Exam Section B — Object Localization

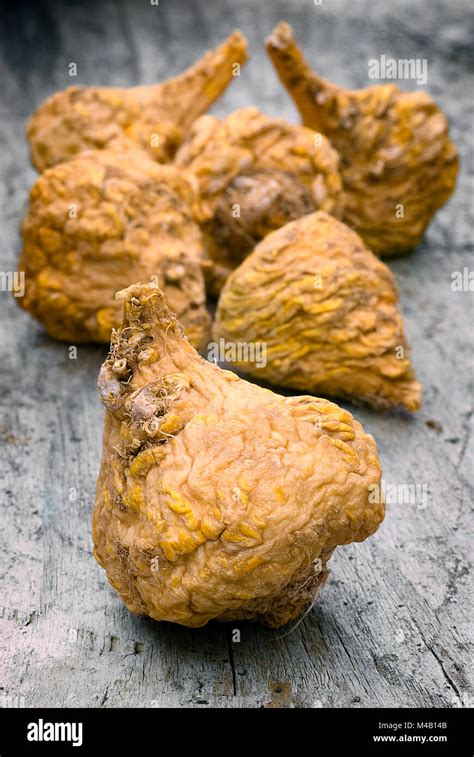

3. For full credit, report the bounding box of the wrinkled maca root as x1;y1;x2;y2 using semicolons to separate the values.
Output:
214;211;422;411
175;106;343;292
92;279;385;628
266;22;458;256
27;31;248;171
209;169;315;263
17;148;211;350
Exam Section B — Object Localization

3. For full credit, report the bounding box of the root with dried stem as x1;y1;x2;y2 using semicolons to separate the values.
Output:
28;31;248;171
92;278;385;628
266;22;458;256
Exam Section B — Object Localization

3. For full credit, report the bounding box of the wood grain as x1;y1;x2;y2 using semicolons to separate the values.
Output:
0;0;472;708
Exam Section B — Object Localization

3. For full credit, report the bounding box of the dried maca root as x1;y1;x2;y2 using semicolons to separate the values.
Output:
17;148;211;350
266;22;458;256
214;212;422;411
92;279;384;628
175;106;343;291
27;31;248;172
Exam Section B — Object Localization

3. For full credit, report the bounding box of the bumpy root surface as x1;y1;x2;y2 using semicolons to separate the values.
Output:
92;279;384;628
215;211;422;411
175;106;343;292
266;22;458;255
28;31;248;171
17;149;211;349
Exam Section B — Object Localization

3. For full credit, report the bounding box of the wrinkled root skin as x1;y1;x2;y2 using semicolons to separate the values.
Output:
204;169;316;294
175;107;343;293
214;212;422;412
266;22;458;256
27;31;248;171
17;149;211;350
92;280;384;628
219;550;332;627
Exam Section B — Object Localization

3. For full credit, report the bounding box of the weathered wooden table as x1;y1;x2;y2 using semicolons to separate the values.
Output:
1;0;472;708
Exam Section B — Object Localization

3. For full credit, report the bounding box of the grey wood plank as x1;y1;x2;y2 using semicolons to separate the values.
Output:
0;0;472;708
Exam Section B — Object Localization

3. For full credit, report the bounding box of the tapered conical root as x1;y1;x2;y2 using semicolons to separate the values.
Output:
148;30;249;130
214;211;422;411
27;31;248;171
266;22;458;256
93;279;385;628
